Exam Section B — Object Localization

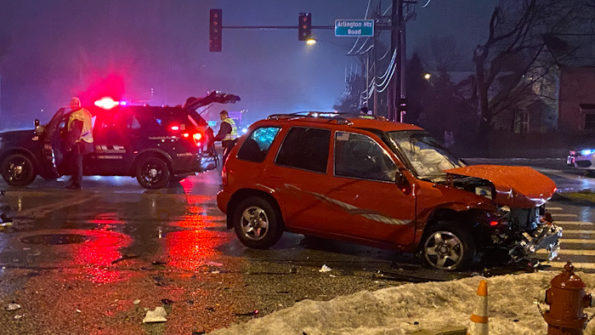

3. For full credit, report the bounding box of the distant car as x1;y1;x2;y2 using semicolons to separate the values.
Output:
217;112;562;271
567;147;595;173
0;91;240;189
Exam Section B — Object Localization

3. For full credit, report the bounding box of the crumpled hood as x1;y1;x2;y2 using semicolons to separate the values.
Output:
445;165;556;208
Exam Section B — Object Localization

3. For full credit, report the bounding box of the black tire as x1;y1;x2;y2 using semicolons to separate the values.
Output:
135;155;170;189
232;196;283;249
1;153;36;186
421;223;475;271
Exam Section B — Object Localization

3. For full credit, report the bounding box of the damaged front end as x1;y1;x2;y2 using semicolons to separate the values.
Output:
495;207;562;262
445;165;562;264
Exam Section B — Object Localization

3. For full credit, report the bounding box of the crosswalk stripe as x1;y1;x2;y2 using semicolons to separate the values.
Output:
537;249;595;256
552;213;579;218
545;261;595;270
555;221;594;225
547;207;563;211
561;239;595;244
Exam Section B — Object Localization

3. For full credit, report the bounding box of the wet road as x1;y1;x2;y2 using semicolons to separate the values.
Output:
0;162;593;334
0;173;423;334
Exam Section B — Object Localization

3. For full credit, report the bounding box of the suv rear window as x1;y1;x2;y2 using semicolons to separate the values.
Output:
237;126;281;162
275;127;330;173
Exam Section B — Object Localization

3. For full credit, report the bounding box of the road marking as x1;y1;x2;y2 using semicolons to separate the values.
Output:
555;221;593;225
560;239;595;244
547;207;563;211
15;195;100;218
537;249;595;256
545;261;595;270
552;213;579;218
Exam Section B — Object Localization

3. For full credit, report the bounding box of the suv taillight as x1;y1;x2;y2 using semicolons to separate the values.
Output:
180;132;203;147
193;133;203;146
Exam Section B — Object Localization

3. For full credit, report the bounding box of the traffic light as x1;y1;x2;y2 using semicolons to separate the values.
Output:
209;9;222;52
298;12;311;41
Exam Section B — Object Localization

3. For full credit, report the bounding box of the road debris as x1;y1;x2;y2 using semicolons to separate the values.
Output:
319;264;332;273
142;307;167;323
233;309;259;317
5;303;21;311
133;299;141;305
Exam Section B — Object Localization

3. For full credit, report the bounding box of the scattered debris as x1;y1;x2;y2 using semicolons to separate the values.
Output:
14;314;24;320
289;267;298;274
76;309;82;313
206;261;223;267
111;254;140;264
142;307;167;323
329;274;336;278
211;270;220;274
192;331;206;335
133;300;141;305
6;303;21;311
152;260;167;266
319;264;332;273
161;299;174;305
234;309;259;317
206;307;215;312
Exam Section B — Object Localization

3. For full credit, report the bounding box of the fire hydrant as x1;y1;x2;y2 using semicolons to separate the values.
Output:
543;261;593;335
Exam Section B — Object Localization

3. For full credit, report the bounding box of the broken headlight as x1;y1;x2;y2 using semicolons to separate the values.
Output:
475;186;492;200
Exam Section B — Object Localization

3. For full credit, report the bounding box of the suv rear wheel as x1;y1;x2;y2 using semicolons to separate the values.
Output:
232;197;283;249
421;223;475;271
135;155;170;189
1;153;36;186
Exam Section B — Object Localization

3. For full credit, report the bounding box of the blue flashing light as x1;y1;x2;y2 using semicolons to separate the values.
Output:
580;149;595;156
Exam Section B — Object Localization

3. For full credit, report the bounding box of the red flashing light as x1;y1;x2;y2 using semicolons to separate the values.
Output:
193;133;203;147
170;125;180;131
490;221;499;226
182;133;190;138
94;97;119;110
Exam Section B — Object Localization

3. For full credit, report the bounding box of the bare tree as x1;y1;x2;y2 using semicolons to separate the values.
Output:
472;0;595;137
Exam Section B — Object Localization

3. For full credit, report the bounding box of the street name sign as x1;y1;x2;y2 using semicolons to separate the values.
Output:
335;19;374;37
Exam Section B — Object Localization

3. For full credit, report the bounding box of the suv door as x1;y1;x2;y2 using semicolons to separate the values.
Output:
325;131;416;246
87;110;133;175
264;126;334;232
41;108;68;178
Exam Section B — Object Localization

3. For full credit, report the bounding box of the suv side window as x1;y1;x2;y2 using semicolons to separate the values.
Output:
237;126;281;162
275;127;330;173
334;131;396;182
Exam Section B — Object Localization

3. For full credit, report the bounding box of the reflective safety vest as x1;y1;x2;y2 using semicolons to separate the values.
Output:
68;108;94;143
222;117;238;141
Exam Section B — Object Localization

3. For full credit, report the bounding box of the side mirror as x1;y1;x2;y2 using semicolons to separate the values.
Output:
395;167;412;194
35;119;40;127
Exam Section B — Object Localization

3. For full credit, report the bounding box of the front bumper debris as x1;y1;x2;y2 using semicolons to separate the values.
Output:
509;224;563;261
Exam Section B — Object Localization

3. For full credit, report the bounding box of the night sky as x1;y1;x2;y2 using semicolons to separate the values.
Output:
0;0;497;129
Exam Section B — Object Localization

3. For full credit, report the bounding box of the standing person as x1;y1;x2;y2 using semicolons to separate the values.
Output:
65;97;94;189
213;110;238;163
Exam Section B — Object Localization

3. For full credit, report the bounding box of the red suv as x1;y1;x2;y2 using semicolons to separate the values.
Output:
217;113;562;270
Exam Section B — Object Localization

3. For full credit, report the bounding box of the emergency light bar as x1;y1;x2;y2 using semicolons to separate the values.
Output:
94;97;120;110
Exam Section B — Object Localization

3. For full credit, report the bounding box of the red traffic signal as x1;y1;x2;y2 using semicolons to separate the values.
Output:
209;9;222;52
298;12;312;41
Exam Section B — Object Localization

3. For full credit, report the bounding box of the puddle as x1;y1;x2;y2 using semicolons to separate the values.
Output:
21;234;89;245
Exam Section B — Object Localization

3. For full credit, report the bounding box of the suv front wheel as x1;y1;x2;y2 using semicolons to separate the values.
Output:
135;155;170;189
232;197;283;249
1;153;36;186
421;223;475;271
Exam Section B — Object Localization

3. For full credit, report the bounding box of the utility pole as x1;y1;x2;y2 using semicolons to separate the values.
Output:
397;0;407;123
388;0;399;121
372;1;380;116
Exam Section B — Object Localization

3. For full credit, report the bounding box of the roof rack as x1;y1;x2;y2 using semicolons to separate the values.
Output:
266;111;379;125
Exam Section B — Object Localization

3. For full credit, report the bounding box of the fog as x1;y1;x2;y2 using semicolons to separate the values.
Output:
0;0;497;129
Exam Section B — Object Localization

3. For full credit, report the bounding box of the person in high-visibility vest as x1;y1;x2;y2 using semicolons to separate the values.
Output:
65;97;94;189
214;110;238;163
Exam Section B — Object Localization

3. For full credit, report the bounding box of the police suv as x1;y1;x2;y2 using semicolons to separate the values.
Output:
0;91;239;189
